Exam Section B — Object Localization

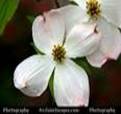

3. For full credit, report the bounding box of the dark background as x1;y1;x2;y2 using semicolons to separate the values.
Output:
0;0;121;107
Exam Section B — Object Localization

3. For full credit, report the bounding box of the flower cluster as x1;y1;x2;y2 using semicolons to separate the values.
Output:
13;0;121;107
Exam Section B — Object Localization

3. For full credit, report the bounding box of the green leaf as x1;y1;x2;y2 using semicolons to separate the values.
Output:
73;57;92;76
117;54;121;64
26;15;35;23
30;42;45;55
69;0;78;5
0;0;19;35
49;70;54;98
73;57;107;78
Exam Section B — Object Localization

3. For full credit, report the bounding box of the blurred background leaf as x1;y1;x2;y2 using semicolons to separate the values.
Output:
49;71;54;99
27;15;35;23
117;55;121;64
0;0;19;35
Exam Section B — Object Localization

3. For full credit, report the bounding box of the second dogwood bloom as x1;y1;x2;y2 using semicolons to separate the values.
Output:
59;0;121;67
14;10;101;106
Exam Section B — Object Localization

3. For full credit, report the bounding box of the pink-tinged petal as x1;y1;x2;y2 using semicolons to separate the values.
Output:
32;16;53;54
64;23;101;58
14;55;55;97
32;11;65;55
43;10;65;44
87;48;108;68
54;59;89;107
98;18;121;60
57;5;88;34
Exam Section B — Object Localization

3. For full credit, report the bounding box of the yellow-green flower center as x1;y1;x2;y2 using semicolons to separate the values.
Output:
86;0;101;20
52;44;66;63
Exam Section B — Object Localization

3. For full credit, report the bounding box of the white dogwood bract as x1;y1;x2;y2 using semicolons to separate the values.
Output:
59;0;121;67
14;10;101;107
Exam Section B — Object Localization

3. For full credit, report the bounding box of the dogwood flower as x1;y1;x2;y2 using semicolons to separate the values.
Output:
14;10;101;106
58;0;121;67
